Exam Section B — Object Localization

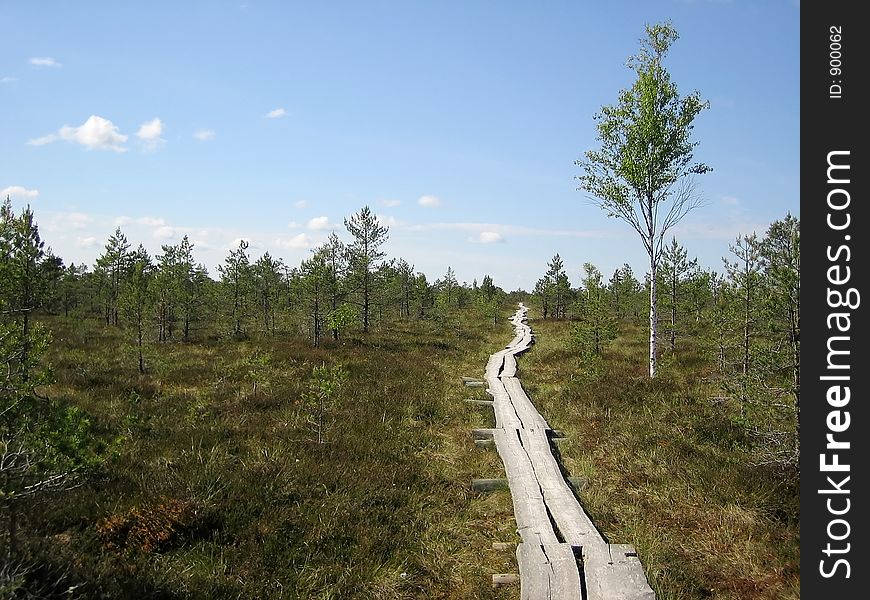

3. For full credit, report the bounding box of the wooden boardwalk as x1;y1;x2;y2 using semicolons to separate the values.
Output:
474;304;655;600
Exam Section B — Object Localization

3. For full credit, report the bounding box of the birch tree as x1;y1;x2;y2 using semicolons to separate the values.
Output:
576;22;710;377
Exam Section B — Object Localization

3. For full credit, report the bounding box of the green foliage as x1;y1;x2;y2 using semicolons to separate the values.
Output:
344;206;390;333
1;199;102;564
577;21;711;377
238;350;273;398
325;303;357;340
94;228;133;326
218;239;254;338
571;263;617;357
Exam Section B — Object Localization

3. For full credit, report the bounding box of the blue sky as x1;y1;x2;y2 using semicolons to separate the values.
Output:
1;0;799;291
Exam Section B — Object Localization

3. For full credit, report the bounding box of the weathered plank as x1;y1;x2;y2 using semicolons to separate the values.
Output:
516;543;583;600
464;399;495;406
492;542;515;551
491;428;559;546
492;573;520;587
471;478;510;492
583;545;656;600
471;428;498;440
501;353;518;378
502;376;550;430
486;378;523;430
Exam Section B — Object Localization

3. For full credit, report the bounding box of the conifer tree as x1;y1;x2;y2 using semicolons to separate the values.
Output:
344;206;388;333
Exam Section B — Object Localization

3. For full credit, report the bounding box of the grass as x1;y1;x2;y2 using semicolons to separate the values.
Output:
519;314;799;600
18;312;522;599
14;305;799;599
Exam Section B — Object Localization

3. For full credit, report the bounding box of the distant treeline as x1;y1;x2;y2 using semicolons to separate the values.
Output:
2;202;510;350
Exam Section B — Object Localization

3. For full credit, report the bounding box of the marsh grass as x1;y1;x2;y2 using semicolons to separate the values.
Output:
520;317;799;600
19;313;521;599
17;307;797;599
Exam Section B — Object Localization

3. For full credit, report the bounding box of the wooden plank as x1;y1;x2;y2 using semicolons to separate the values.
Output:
502;376;549;431
492;428;559;546
516;543;552;600
471;428;498;440
487;378;523;430
583;545;656;600
492;574;520;587
464;399;494;406
492;542;515;551
501;353;518;378
485;352;506;379
516;543;583;600
518;427;603;547
471;478;510;492
544;544;584;599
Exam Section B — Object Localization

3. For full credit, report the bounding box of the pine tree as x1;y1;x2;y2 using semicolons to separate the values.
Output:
120;245;155;374
572;263;617;356
659;237;698;352
219;240;253;338
95;228;132;326
344;206;389;333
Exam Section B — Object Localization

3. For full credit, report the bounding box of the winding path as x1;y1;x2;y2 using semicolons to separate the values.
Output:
478;303;655;600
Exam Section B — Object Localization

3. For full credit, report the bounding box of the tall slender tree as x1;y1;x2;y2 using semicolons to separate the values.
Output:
659;237;698;352
95;228;132;326
577;22;710;377
344;207;389;333
219;240;253;338
121;245;154;374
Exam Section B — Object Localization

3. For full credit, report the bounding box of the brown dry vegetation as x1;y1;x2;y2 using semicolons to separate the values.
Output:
18;311;520;599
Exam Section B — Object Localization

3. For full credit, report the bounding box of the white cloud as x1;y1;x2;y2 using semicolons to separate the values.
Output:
45;212;95;233
138;216;166;226
76;236;99;248
375;214;400;228
418;195;441;208
136;117;165;150
265;108;288;119
471;231;504;244
28;115;128;152
154;226;176;239
1;77;16;84
277;233;313;249
29;57;61;68
294;200;308;209
379;199;401;207
194;129;216;141
673;221;770;241
307;216;333;230
1;185;39;199
721;195;740;206
407;222;605;238
114;215;165;227
287;221;299;229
